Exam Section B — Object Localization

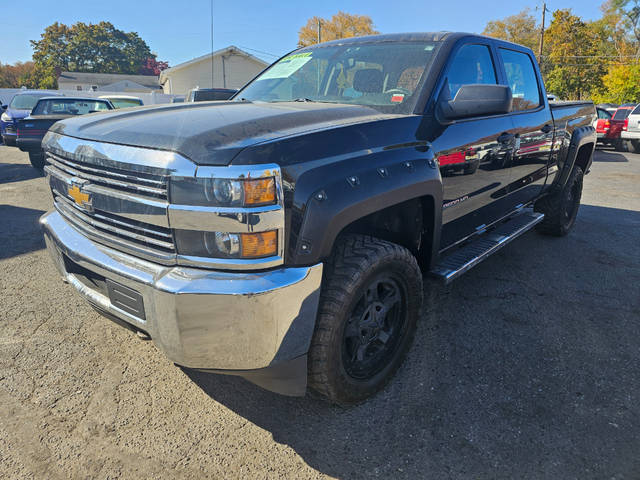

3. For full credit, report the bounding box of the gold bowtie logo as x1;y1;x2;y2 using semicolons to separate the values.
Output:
68;185;90;207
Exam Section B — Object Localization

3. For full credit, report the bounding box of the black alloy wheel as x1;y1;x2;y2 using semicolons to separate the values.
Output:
342;275;407;380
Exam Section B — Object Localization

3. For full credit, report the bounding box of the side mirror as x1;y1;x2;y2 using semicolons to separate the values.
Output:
437;84;512;122
1;105;7;111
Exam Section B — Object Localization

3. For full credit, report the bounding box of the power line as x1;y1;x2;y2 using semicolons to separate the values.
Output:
235;45;281;58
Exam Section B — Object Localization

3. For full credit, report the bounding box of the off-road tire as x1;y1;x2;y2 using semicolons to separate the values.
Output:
535;165;584;236
29;152;45;170
307;235;423;405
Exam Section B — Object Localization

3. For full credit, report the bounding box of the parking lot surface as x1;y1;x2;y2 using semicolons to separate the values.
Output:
1;146;639;479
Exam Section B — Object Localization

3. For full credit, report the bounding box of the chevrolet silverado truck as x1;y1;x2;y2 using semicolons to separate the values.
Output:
40;33;596;405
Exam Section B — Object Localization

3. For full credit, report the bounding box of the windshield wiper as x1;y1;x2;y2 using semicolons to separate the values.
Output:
292;97;316;102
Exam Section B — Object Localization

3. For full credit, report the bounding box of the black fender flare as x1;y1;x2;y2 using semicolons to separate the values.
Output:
289;146;443;267
554;125;596;190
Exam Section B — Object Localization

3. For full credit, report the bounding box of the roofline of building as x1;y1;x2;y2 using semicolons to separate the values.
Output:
159;46;269;84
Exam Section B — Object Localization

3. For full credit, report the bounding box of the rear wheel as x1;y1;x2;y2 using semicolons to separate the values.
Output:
629;140;640;153
308;235;423;405
614;139;627;152
28;152;45;170
535;165;584;236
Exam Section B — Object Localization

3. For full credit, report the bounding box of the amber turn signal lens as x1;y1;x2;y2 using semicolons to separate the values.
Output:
243;177;276;206
240;231;277;258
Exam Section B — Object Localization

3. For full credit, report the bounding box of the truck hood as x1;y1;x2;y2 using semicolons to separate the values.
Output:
49;101;393;165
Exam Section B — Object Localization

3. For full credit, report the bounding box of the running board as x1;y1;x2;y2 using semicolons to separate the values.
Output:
431;211;545;284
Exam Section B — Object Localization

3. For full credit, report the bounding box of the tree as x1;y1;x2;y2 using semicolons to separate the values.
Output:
298;12;378;47
544;9;603;100
610;0;640;45
139;57;169;76
482;9;539;52
24;21;160;88
0;62;36;88
593;64;640;103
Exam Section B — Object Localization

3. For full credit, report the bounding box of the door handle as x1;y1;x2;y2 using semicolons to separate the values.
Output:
497;132;515;144
541;124;553;134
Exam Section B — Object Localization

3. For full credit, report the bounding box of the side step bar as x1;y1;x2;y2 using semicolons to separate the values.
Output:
431;211;545;284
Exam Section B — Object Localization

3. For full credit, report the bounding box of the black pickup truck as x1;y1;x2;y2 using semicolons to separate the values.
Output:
40;33;595;405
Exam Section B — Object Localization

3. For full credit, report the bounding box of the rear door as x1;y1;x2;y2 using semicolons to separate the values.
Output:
434;42;519;249
496;47;553;205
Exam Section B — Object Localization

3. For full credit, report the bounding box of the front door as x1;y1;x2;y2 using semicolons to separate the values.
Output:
433;43;519;250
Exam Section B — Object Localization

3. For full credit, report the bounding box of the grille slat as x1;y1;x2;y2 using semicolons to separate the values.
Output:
48;153;167;198
55;194;175;252
46;151;177;262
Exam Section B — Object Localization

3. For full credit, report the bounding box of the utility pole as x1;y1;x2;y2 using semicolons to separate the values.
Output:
538;2;547;63
210;0;214;88
317;20;322;44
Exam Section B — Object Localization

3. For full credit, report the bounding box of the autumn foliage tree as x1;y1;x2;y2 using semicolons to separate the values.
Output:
482;9;539;52
139;57;169;76
298;12;378;47
0;62;36;88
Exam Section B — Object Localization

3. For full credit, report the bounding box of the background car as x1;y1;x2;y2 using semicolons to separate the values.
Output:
17;97;114;169
98;95;143;109
608;104;636;151
594;107;613;146
621;103;640;153
185;88;238;102
597;103;619;115
1;90;62;146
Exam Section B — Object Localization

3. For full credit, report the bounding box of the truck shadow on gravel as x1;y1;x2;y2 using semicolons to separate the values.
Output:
183;205;640;480
592;150;628;162
0;161;44;185
0;205;46;259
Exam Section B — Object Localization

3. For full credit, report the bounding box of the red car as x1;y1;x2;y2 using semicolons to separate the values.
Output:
609;105;635;150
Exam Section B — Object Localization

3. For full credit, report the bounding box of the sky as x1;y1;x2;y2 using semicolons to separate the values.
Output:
1;0;605;67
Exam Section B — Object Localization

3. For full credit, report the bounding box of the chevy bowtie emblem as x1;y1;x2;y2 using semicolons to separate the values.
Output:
68;184;92;210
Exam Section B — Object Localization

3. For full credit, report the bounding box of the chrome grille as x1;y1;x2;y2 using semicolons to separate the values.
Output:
45;148;177;264
47;152;168;199
52;191;176;263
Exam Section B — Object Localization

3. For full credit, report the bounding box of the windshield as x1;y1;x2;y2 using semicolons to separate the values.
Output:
32;99;112;115
9;93;50;110
237;41;440;113
613;108;632;121
107;98;143;108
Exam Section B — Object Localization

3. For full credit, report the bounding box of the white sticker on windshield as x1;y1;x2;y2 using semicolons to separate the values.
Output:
260;52;313;80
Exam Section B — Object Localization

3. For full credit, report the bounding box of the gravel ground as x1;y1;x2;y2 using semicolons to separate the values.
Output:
1;145;639;479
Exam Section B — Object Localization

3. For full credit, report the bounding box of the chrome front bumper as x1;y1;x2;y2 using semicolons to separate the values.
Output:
41;211;323;390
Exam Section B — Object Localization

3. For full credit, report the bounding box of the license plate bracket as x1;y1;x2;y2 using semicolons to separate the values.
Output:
106;279;146;321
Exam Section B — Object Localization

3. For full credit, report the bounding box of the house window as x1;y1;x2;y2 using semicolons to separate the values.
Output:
76;86;82;91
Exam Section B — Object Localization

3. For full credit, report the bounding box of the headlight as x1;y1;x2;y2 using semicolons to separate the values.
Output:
1;112;12;122
171;177;276;207
175;230;278;259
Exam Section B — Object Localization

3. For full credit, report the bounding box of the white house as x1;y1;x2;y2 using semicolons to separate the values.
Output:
159;46;269;95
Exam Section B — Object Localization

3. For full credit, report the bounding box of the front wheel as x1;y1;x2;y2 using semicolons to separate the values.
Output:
28;152;45;169
308;235;423;405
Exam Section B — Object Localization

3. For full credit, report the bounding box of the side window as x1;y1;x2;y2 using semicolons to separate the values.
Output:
499;48;540;111
446;44;497;98
598;109;611;120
